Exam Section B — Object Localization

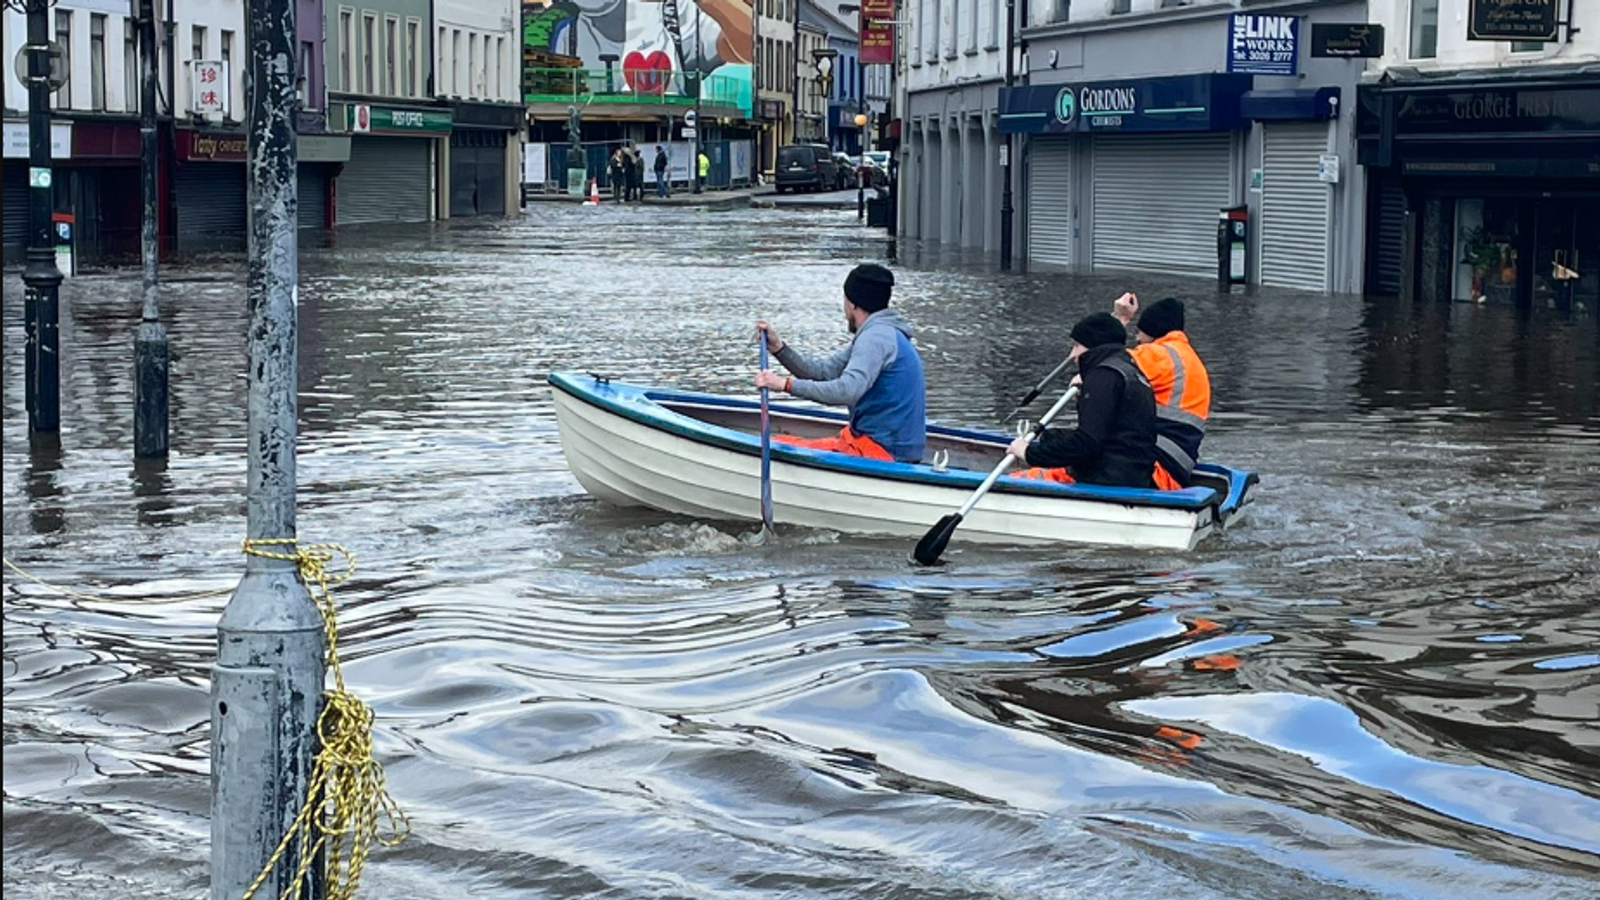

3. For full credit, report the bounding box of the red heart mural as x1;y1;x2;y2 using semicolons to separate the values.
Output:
623;50;674;95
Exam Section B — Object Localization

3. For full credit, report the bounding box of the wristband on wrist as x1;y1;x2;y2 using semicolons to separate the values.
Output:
784;377;793;393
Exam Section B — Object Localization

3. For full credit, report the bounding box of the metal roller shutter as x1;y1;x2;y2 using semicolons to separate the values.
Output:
337;137;431;226
298;166;327;230
1027;138;1072;268
1261;123;1332;290
175;164;247;242
450;144;479;217
449;131;509;218
1092;134;1232;277
1367;170;1406;296
4;164;28;256
476;139;506;217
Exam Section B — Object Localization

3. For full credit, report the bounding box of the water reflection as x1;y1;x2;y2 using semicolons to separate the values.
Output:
3;207;1598;900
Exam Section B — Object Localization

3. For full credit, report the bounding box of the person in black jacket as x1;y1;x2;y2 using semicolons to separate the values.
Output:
1007;312;1158;489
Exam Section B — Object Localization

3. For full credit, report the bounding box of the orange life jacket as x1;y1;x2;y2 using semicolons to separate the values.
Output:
1129;331;1210;486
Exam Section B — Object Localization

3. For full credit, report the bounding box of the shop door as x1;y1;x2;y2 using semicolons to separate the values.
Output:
1532;199;1599;314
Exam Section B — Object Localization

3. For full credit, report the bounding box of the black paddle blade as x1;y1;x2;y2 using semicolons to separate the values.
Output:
912;513;964;566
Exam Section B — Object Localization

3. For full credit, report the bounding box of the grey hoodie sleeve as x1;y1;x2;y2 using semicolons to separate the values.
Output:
774;341;853;382
787;326;899;407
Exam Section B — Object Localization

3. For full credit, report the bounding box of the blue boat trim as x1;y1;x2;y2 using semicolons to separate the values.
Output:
549;372;1248;513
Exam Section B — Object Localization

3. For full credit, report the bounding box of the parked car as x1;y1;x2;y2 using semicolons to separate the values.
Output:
775;144;838;193
832;152;858;189
856;151;889;187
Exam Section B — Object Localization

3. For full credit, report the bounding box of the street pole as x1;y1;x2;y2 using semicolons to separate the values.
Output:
693;0;703;193
999;0;1015;270
886;2;898;237
21;0;62;437
211;0;323;898
134;0;169;459
791;1;800;143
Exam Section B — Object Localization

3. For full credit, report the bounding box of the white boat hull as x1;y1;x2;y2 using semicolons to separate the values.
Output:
552;384;1218;551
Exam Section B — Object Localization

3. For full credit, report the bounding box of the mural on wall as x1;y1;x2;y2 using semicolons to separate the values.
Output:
523;0;752;114
523;0;626;63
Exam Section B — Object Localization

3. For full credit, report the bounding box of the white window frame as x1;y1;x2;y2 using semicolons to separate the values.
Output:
384;15;399;96
339;8;355;93
406;18;422;98
362;12;378;94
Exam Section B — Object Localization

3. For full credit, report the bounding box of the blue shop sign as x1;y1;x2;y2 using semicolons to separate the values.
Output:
1229;13;1300;76
998;74;1251;135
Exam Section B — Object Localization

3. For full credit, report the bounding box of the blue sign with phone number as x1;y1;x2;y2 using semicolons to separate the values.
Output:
1228;13;1299;76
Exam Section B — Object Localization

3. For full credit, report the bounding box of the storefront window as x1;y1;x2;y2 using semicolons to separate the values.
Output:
1453;199;1519;303
1409;0;1438;60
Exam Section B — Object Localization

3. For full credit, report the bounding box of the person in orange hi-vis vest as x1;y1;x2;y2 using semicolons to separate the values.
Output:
1112;293;1211;490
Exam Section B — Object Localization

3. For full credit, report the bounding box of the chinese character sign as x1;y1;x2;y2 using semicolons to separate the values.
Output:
192;61;229;115
1228;14;1299;76
860;0;895;66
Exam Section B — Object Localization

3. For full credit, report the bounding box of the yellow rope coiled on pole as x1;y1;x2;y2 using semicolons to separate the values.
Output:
238;539;410;900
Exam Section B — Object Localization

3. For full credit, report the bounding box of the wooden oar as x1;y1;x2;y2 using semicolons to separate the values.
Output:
912;385;1080;566
1003;354;1076;422
758;336;775;535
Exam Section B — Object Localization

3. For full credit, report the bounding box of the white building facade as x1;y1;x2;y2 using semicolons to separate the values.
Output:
433;0;524;218
899;0;1010;253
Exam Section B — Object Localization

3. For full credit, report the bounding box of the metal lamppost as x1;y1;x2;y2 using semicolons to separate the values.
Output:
854;111;870;219
1000;0;1017;269
693;0;704;193
13;0;66;438
812;48;836;148
134;0;169;459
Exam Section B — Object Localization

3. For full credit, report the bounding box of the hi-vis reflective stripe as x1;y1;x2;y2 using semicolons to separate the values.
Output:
1157;344;1207;431
1157;434;1197;475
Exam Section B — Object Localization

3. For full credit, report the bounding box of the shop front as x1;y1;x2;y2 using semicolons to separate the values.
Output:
448;102;523;219
1000;74;1250;277
331;102;451;226
1359;71;1600;312
174;129;248;252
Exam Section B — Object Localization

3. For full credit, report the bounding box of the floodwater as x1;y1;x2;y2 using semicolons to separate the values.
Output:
4;205;1598;899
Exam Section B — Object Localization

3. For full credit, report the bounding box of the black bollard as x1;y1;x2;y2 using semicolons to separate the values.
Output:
22;0;62;435
134;0;169;460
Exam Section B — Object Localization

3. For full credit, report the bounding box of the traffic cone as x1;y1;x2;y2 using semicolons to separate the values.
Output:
585;178;600;206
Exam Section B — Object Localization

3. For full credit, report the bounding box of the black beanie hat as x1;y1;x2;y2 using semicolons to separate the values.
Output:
1137;297;1185;339
844;263;894;313
1071;312;1129;350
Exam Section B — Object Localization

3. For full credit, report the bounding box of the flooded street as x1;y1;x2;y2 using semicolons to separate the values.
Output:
4;205;1598;899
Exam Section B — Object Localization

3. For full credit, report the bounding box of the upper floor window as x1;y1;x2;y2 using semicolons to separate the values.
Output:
1410;0;1439;60
1111;0;1131;15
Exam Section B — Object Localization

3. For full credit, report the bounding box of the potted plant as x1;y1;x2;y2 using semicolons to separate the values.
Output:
1460;226;1499;299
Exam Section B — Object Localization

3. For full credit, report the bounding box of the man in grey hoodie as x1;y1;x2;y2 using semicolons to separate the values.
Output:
755;264;926;463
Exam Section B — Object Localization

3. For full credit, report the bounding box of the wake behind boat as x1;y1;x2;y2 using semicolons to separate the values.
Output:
549;372;1257;551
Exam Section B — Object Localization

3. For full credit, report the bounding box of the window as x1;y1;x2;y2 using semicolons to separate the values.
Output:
220;31;233;117
125;18;139;113
966;0;978;53
929;0;940;62
1111;0;1132;14
339;9;354;92
1409;0;1438;59
192;25;205;64
438;27;448;95
452;29;463;96
55;11;72;107
1045;1;1070;27
90;14;107;111
385;17;398;95
406;20;421;97
362;13;377;93
493;37;504;99
468;32;477;97
298;40;312;106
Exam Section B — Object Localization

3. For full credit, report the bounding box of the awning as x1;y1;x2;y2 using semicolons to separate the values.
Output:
1240;87;1340;122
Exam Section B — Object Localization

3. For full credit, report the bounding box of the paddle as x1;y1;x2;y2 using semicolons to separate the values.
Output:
1003;354;1076;422
912;384;1081;566
758;335;776;535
